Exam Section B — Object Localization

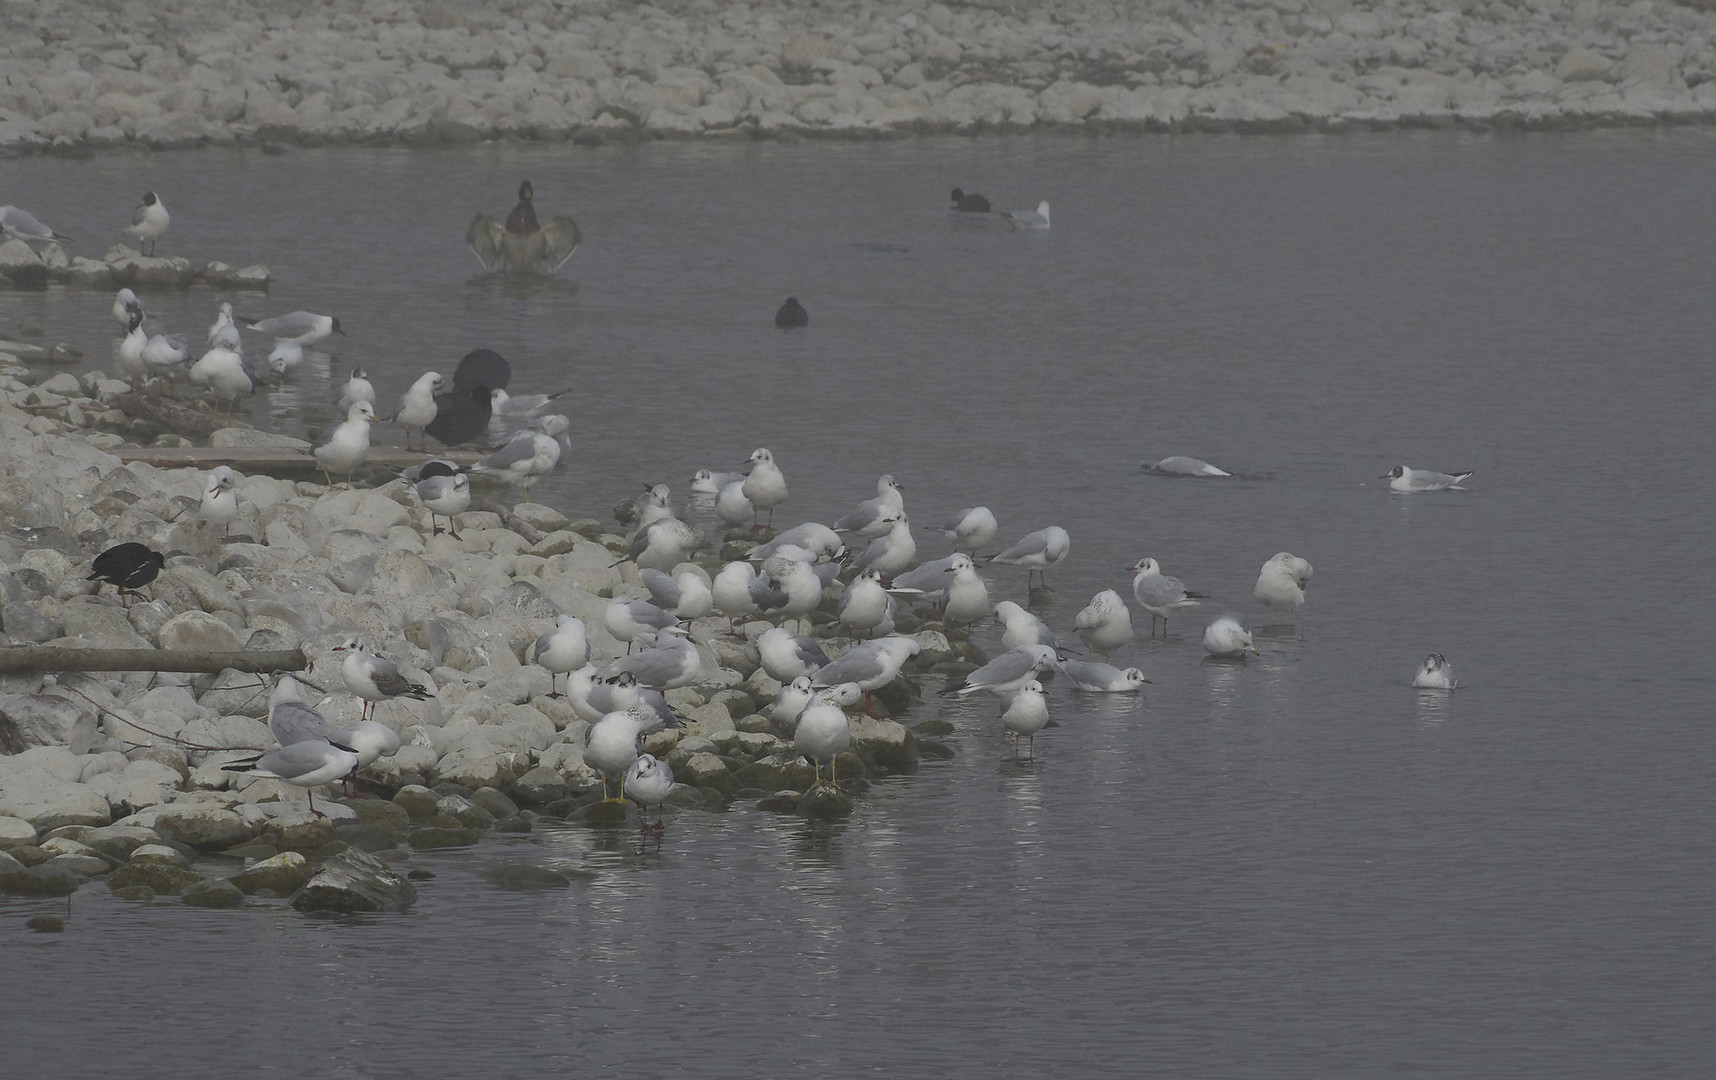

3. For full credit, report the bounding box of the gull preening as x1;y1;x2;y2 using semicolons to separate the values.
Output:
467;179;582;275
1130;557;1205;636
113;288;144;328
812;636;921;706
640;568;714;620
934;506;998;554
994;600;1057;651
1074;588;1134;660
1412;654;1456;689
239;310;344;346
473;414;568;498
1382;465;1474;492
601;627;702;690
392;371;443;452
0;205;71;247
1254;552;1314;615
124;190;169;255
336;368;375;413
267;675;332;746
1202;615;1260;659
852;514;916;578
758;626;831;683
207;301;243;351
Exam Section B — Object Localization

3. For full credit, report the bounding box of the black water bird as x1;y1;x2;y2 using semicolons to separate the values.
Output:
88;543;165;604
950;187;991;213
774;297;809;328
466;180;582;275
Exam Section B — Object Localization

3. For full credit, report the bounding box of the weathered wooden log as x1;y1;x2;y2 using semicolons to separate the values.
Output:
0;647;308;674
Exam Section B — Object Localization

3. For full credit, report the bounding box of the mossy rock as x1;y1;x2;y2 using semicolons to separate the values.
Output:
733;753;816;792
181;878;245;909
112;885;155;902
407;826;480;850
916;739;955;760
332;823;404;852
570;800;632;828
447;803;496;830
798;786;854;818
480;863;587;890
493;814;534;833
470;787;520;820
392;785;440;821
911;719;956;737
108;861;201;895
26;914;66;932
223;842;279;862
8;845;49;867
9;863;80;896
755;791;803;814
333;798;411;833
263;819;337;854
227;852;313;896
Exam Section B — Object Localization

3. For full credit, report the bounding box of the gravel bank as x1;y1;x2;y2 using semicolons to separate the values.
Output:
3;0;1716;155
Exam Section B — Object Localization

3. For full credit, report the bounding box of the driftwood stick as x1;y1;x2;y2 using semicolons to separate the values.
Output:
0;647;309;675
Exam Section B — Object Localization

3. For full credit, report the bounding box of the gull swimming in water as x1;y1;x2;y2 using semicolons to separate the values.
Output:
1202;615;1261;659
466;180;581;275
740;447;787;528
933;506;998;554
0;205;71;247
1383;465;1474;492
1005;200;1050;230
1130;557;1205;636
987;526;1070;590
391;371;443;452
239;310;344;346
200;465;239;536
942;644;1058;697
1058;659;1151;693
1000;680;1050;757
1254;552;1314;615
1075;588;1134;660
833;474;905;539
795;683;861;786
532;615;590;697
1412;653;1457;689
333;637;434;721
1147;455;1231;478
472;414;567;498
414;472;470;538
691;468;744;495
625;753;675;828
123;190;168;255
312;400;377;485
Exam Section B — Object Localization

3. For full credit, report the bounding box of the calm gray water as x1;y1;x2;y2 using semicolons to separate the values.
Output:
3;129;1714;1077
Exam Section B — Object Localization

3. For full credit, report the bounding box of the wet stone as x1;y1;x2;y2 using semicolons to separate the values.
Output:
108;860;201;895
181;877;245;908
799;786;855;818
112;885;155;902
227;852;313;896
290;846;417;914
406;826;479;849
26;914;66;932
480;863;584;890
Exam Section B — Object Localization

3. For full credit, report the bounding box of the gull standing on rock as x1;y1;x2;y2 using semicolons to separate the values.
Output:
748;522;843;564
640;568;714;620
267;674;332;746
1202;616;1261;659
1000;680;1051;758
757;626;830;683
391;371;443;452
1075;589;1134;661
415;472;470;538
1130;557;1205;636
630;515;702;572
1254;552;1314;616
112;288;144;328
333;637;434;721
604;596;678;653
123;191;168;255
141;323;194;390
625;754;675;828
833;474;905;539
601;627;703;690
714;478;755;528
586;705;678;801
312;400;377;486
1413;654;1457;689
839;567;896;640
811;636;921;710
473;414;567;499
1058;659;1151;693
942;644;1059;697
773;676;817;726
532;615;590;698
987;526;1070;590
712;561;776;632
585;672;679;729
934;506;998;554
200;465;239;536
853;514;916;578
905;553;989;632
795;683;861;787
759;555;823;626
239;310;344;346
222;741;357;818
740;448;787;529
0;205;71;247
206;301;243;351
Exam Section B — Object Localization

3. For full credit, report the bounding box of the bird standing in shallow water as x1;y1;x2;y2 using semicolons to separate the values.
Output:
625;753;675;830
1000;680;1050;758
466;180;582;275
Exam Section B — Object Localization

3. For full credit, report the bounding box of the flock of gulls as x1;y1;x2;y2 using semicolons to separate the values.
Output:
34;178;1467;824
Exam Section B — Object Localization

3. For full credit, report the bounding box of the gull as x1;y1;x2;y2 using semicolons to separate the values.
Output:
239;310;344;346
757;626;830;683
326;719;400;771
1000;680;1050;758
267;674;332;746
112;288;144;328
585;705;678;801
333;637;434;720
1147;455;1231;478
691;468;744;495
893;554;989;630
142;327;194;390
714;478;754;528
1202;615;1260;658
749;522;843;563
222;740;358;817
585;671;679;729
811;636;921;708
833;474;905;539
852;514;916;578
630;515;702;572
942;644;1059;697
488;387;574;441
312;401;377;485
123;190;168;255
774;297;809;328
641;568;714;620
1075;588;1133;660
773;676;817;727
604;596;678;652
795;683;862;786
337;368;375;413
87;542;164;605
888;554;961;602
115;308;147;383
206;301;243;351
759;555;824;624
1005;200;1050;230
987;526;1070;589
712;561;780;632
1130;557;1205;636
532;615;590;697
839;567;896;640
187;346;257;413
994;601;1058;652
200;465;239;536
634;484;674;530
267;339;305;379
1058;659;1151;693
625;753;675;829
0;205;71;247
1383;465;1474;492
933;506;998;554
391;372;443;452
950;187;991;213
466;179;581;275
1254;552;1313;615
415;472;470;538
601;627;702;690
472;414;567;499
402;458;460;484
740;447;787;528
1413;653;1457;689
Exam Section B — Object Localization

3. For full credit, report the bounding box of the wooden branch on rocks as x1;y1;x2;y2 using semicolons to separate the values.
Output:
0;647;308;675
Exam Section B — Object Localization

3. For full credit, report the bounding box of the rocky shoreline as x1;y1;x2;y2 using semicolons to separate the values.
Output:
3;0;1716;156
0;344;961;917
